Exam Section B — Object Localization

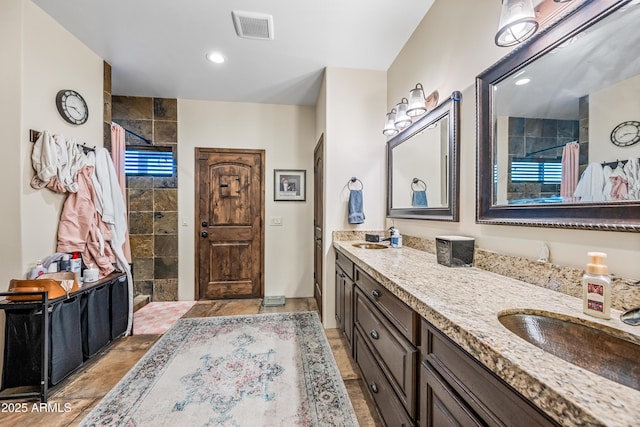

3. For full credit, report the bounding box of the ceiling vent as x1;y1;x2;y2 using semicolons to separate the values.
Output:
231;11;274;40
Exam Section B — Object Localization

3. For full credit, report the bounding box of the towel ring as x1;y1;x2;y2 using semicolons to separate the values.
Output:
348;177;363;190
411;178;426;191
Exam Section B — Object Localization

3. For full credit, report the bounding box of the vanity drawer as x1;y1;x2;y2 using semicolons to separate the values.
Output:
355;287;418;418
422;319;558;427
336;250;354;280
355;265;418;344
354;329;415;427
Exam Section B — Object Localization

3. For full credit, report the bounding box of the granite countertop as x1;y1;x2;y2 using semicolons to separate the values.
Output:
333;239;640;427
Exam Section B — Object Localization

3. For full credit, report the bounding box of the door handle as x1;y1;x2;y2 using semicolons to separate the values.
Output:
370;330;379;340
201;221;208;227
201;231;208;238
371;289;381;299
369;382;379;394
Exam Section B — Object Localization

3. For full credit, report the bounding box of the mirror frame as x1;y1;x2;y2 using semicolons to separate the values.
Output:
387;91;461;221
477;0;640;232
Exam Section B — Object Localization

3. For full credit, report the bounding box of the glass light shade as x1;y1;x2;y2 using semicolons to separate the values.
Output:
495;0;539;47
383;109;399;136
407;84;427;117
394;98;412;129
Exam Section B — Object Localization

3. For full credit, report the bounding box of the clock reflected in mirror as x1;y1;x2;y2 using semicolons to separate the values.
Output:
56;89;89;125
610;121;640;147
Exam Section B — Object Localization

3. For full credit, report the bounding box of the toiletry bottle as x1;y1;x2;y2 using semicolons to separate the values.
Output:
391;228;402;248
29;261;47;279
70;252;82;283
582;252;611;319
59;253;71;272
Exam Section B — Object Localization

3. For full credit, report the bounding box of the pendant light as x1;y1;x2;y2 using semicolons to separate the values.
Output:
394;98;412;129
495;0;539;47
383;109;399;136
407;84;427;117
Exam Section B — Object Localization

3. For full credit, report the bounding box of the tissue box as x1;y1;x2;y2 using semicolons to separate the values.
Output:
435;236;475;267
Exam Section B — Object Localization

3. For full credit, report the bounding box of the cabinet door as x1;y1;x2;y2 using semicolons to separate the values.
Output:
420;362;483;427
335;266;345;331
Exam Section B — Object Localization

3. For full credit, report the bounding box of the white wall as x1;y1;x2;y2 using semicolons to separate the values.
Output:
177;100;316;301
590;75;640;162
0;0;25;285
322;67;387;326
387;0;639;278
0;0;103;288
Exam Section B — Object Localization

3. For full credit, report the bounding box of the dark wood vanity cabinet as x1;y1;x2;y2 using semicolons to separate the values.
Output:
353;265;419;426
335;251;354;350
335;249;559;427
420;319;559;427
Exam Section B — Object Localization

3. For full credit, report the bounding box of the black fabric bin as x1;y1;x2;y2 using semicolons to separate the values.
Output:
2;307;43;388
2;297;82;388
50;296;82;385
80;284;111;359
110;275;128;339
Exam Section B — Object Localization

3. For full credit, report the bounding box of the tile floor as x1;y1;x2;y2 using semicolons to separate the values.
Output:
1;298;383;426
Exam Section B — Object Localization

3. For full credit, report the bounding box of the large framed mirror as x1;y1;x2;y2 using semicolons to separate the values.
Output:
387;91;461;221
477;0;640;232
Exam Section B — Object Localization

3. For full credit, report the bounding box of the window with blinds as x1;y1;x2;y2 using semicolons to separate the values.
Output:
511;159;562;184
125;146;175;176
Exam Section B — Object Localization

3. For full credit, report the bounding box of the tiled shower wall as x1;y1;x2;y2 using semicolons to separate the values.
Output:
111;96;179;301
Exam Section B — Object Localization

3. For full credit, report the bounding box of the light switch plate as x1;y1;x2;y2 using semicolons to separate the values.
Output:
270;216;283;226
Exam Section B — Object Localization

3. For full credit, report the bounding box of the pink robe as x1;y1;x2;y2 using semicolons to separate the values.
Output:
57;166;116;277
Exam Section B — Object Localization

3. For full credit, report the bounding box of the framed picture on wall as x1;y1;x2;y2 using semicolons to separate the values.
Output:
274;169;306;201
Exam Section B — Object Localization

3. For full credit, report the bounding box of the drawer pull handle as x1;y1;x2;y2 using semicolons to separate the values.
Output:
369;382;379;394
370;330;379;340
371;289;381;299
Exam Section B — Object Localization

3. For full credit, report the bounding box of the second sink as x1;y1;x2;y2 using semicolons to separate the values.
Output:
352;243;388;249
499;312;640;391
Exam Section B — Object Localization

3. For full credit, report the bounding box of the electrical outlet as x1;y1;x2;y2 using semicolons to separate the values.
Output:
270;216;283;226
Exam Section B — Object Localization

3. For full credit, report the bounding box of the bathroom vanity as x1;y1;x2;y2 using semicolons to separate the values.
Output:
334;238;640;427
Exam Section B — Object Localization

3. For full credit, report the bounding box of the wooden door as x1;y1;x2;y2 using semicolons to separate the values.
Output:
195;148;265;300
313;135;324;318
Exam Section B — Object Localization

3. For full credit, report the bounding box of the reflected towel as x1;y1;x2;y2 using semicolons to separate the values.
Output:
348;189;365;224
412;190;428;207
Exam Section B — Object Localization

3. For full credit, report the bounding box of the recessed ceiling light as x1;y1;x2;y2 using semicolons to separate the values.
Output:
206;52;225;64
515;78;531;86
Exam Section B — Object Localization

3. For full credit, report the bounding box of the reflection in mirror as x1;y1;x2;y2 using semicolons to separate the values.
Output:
387;92;461;221
477;0;640;231
392;116;448;208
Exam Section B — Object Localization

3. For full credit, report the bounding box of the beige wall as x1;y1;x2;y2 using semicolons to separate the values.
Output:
387;0;639;277
0;0;25;284
0;0;103;287
321;67;387;326
177;100;316;301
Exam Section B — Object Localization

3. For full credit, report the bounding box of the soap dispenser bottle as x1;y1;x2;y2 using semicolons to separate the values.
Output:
582;252;611;319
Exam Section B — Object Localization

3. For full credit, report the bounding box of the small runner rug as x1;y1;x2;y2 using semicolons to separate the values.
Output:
133;301;197;335
80;312;358;426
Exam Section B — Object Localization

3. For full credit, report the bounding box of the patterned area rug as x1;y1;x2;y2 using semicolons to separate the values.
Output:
133;301;197;335
80;312;358;426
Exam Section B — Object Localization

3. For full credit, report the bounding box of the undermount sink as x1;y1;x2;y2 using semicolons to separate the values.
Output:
352;243;388;249
498;312;640;391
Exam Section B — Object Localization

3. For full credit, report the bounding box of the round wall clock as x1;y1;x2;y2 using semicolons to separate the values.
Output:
56;89;89;125
610;120;640;147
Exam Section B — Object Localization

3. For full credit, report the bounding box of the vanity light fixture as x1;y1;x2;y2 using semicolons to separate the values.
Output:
394;98;412;129
407;84;427;117
495;0;539;47
383;109;399;136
